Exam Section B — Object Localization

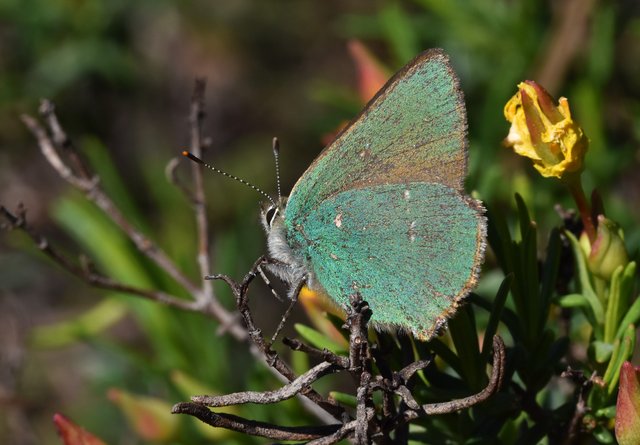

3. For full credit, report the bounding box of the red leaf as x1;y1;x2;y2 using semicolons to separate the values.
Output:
616;361;640;445
347;40;390;104
53;413;107;445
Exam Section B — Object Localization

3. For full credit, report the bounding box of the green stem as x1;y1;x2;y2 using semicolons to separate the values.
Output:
567;176;596;243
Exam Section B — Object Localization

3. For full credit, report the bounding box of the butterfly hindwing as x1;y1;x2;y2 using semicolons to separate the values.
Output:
285;49;467;224
288;182;485;340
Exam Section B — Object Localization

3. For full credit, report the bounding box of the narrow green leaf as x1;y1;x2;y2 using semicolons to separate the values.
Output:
470;293;523;341
513;194;542;346
595;406;617;419
480;275;511;363
485;204;513;274
294;324;347;354
428;338;464;378
30;297;128;348
328;391;357;408
592;341;614;364
615;297;640;341
540;228;561;314
604;324;635;395
565;231;604;331
448;304;481;390
592;424;614;443
604;265;624;343
556;293;591;308
378;3;419;63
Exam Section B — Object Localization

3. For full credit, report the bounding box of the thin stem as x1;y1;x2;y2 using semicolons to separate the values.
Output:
171;402;343;441
567;176;596;243
188;79;215;306
192;362;339;406
0;205;199;313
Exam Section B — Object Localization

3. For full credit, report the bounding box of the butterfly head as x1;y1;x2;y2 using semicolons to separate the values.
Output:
260;196;308;283
260;197;287;234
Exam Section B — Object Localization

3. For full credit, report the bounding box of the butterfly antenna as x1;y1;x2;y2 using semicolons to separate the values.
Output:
182;151;277;207
272;137;282;199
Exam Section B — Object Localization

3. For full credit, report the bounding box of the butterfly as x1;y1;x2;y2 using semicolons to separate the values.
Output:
259;48;486;341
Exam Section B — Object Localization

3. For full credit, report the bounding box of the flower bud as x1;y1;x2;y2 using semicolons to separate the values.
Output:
581;215;629;281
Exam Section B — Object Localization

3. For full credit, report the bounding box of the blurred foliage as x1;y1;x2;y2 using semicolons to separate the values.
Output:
1;0;639;444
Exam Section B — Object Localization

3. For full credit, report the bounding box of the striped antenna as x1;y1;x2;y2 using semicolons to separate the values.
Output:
182;151;276;207
272;137;282;199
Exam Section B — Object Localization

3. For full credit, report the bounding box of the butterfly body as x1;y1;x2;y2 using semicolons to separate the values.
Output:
262;49;486;341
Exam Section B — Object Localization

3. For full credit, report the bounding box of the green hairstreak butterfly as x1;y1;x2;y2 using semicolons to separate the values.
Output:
186;48;486;341
261;48;486;341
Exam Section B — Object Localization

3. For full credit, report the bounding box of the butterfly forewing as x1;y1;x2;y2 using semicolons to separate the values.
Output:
285;49;468;223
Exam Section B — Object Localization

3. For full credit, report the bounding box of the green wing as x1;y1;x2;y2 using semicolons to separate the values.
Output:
289;182;485;341
286;49;467;222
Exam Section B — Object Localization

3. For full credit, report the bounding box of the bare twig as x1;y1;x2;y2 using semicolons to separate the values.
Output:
19;103;250;341
397;359;432;382
402;335;506;420
39;99;93;178
188;79;215;306
191;361;339;407
20;114;93;190
305;420;357;445
561;368;595;445
20;112;203;299
165;156;195;202
283;337;350;368
171;402;342;441
206;257;347;420
172;275;507;444
0;205;198;312
15;98;351;427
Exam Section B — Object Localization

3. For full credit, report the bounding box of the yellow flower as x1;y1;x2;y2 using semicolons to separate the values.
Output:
504;81;588;179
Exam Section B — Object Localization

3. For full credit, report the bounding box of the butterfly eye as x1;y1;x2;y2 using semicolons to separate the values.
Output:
265;206;279;227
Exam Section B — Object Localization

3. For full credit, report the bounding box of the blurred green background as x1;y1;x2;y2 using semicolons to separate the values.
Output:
0;0;639;443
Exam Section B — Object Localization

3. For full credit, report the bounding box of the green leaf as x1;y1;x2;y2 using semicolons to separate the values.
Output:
615;296;640;341
470;293;523;341
328;391;357;408
593;424;615;443
539;228;561;318
448;304;481;390
480;275;511;364
604;324;636;395
293;324;347;354
30;297;128;348
591;341;615;364
486;203;513;274
378;3;419;63
612;262;638;341
595;405;617;419
565;231;604;333
556;293;591;308
604;265;625;343
428;338;464;378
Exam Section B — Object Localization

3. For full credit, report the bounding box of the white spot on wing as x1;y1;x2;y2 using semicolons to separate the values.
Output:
334;213;343;228
404;190;411;200
408;220;417;242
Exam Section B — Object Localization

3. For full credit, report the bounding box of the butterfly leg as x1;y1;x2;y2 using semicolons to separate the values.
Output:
270;275;307;344
256;264;285;302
